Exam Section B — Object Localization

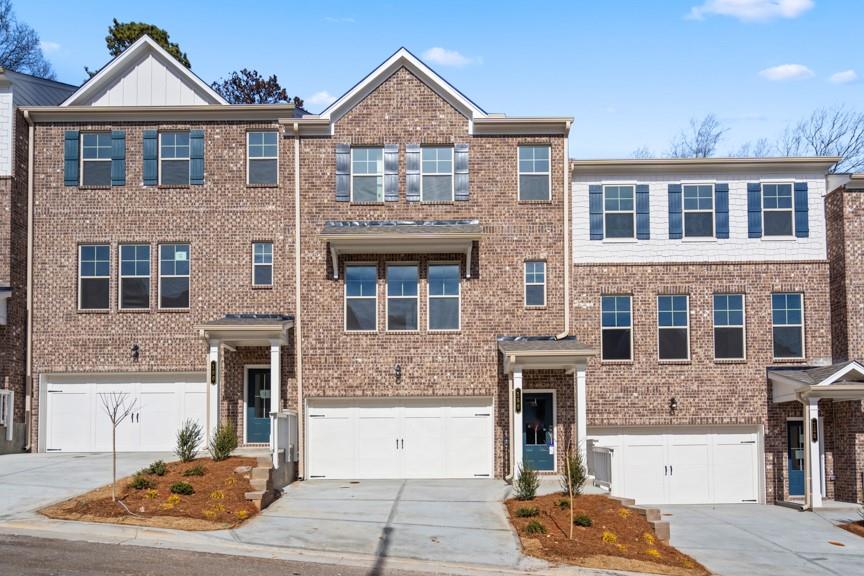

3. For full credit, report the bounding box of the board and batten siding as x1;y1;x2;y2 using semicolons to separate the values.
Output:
571;170;827;263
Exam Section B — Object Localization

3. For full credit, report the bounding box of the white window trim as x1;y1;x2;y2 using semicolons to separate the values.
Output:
251;242;273;288
682;183;715;239
600;294;633;362
712;293;747;361
517;145;552;202
523;260;547;308
344;262;378;333
78;244;110;311
118;243;150;310
350;146;384;203
158;243;191;310
657;294;690;362
420;146;455;202
427;261;461;332
603;184;636;240
79;132;112;187
246;131;279;186
772;292;806;360
158;131;191;186
385;262;419;332
761;182;796;238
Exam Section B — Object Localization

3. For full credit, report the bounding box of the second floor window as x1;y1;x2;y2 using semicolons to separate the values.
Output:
714;294;745;360
518;146;550;201
763;183;794;236
159;244;190;309
683;184;714;237
658;295;689;360
81;132;112;187
252;242;273;287
119;244;150;310
351;147;383;202
247;131;278;185
421;147;453;202
601;295;632;361
524;261;546;307
428;264;460;331
345;264;377;331
79;244;109;310
604;185;635;238
387;264;418;331
772;292;804;359
160;132;190;186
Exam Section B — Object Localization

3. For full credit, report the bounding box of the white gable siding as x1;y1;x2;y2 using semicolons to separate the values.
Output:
0;87;12;176
572;169;827;263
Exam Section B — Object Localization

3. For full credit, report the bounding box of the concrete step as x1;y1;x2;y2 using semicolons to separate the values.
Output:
250;477;272;492
256;455;274;469
251;467;271;480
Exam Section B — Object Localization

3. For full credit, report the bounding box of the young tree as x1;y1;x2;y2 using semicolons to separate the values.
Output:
0;0;54;78
631;146;656;159
669;114;728;158
211;68;303;106
98;391;138;501
730;137;773;158
778;106;864;173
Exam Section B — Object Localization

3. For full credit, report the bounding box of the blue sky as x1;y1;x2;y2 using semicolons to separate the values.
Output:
18;0;863;158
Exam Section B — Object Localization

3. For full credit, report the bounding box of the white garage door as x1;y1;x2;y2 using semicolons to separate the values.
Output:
45;373;207;452
306;397;494;479
589;427;760;505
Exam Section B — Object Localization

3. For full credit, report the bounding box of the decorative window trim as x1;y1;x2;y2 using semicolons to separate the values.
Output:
657;294;690;361
682;183;715;238
762;182;795;238
158;243;191;310
600;294;633;361
420;146;454;202
252;242;273;288
517;145;552;202
713;293;746;361
158;131;191;186
79;132;112;187
246;131;279;186
344;262;378;332
118;243;151;310
427;261;461;332
350;147;384;203
385;262;420;332
772;292;805;360
603;184;636;239
78;244;110;311
523;260;547;308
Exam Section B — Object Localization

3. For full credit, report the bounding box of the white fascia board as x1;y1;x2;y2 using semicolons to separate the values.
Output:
815;361;864;386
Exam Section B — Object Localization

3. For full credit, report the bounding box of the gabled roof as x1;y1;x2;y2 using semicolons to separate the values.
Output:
319;47;486;122
0;69;77;106
768;360;864;402
61;35;227;107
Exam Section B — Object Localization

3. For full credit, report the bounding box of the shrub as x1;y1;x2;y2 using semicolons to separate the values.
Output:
643;532;656;546
645;548;661;559
182;465;206;477
145;460;167;476
144;489;159;500
203;509;217;520
235;509;249;520
514;463;540;501
602;530;618;544
617;507;631;519
128;474;155;490
175;419;204;463
573;514;592;527
560;447;588;497
515;506;539;518
209;422;238;462
209;490;224;501
524;520;546;535
557;498;570;510
160;494;181;510
170;481;195;495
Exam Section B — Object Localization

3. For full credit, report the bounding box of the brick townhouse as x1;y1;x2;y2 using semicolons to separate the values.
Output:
10;36;864;508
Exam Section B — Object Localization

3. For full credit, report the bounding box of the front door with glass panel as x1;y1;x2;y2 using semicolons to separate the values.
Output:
523;392;554;470
787;420;804;496
246;368;271;443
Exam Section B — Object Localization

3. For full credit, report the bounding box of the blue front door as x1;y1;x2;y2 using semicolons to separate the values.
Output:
246;368;271;444
787;420;804;496
523;392;554;471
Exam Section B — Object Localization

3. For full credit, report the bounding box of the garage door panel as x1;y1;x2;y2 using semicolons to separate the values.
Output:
444;414;492;477
713;442;758;503
307;415;354;478
139;390;179;451
356;415;400;478
403;414;445;478
669;444;711;504
47;389;92;452
623;444;666;504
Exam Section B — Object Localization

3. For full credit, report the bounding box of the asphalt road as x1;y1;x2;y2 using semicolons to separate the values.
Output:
0;534;432;576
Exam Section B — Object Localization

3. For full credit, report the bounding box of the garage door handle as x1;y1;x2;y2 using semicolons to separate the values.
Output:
664;465;668;476
669;465;673;475
400;439;404;449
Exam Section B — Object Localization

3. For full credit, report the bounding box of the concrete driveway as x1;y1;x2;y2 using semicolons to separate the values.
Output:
665;504;864;576
232;479;528;568
0;452;170;521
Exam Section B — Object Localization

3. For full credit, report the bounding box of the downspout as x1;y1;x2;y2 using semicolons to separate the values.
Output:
293;122;304;479
23;110;33;451
556;122;571;340
505;366;514;482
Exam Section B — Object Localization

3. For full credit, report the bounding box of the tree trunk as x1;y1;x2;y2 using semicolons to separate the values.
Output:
567;446;574;540
112;426;117;502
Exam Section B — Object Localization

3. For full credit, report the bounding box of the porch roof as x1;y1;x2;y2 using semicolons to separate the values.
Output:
768;360;864;402
498;335;595;373
196;313;293;347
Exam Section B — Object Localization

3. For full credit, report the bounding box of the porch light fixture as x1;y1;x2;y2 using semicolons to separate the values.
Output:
131;343;140;362
394;364;402;383
669;397;678;415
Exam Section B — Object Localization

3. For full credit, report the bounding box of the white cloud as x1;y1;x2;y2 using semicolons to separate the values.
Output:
306;91;337;107
688;0;814;22
39;40;60;54
758;63;815;81
421;47;478;68
829;69;857;84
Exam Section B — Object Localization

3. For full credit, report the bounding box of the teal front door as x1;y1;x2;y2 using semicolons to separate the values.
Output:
246;368;271;444
787;420;805;496
523;392;554;471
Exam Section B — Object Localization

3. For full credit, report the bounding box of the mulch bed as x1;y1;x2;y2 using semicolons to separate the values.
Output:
506;493;709;576
40;456;259;531
841;520;864;538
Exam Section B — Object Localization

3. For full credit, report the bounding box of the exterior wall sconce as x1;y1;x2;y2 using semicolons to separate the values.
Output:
131;343;140;362
394;364;402;383
669;397;678;415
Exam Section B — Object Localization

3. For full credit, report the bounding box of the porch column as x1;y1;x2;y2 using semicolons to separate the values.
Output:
513;366;523;478
804;397;823;508
575;363;587;465
207;341;221;440
270;341;281;468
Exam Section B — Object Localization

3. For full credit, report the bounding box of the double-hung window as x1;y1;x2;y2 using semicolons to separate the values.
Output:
159;244;190;309
159;132;191;186
428;264;460;331
524;261;546;307
80;132;112;187
658;295;689;360
252;242;273;287
386;264;418;331
247;131;278;185
772;293;804;359
518;146;550;201
79;244;110;310
119;244;150;309
714;294;745;360
351;147;383;202
683;184;714;237
421;147;453;202
601;295;632;361
763;183;794;236
604;185;635;238
345;264;377;331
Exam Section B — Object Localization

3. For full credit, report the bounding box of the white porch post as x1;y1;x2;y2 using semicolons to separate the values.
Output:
513;366;523;478
804;397;823;509
207;341;221;440
270;341;281;468
575;363;587;465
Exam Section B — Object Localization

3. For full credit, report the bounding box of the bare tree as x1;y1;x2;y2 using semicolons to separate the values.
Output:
730;137;773;158
631;146;656;159
99;392;138;501
778;106;864;173
669;114;728;158
0;0;54;79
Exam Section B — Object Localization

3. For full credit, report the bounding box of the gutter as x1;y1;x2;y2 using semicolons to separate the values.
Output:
292;122;304;480
22;109;33;451
556;122;571;341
